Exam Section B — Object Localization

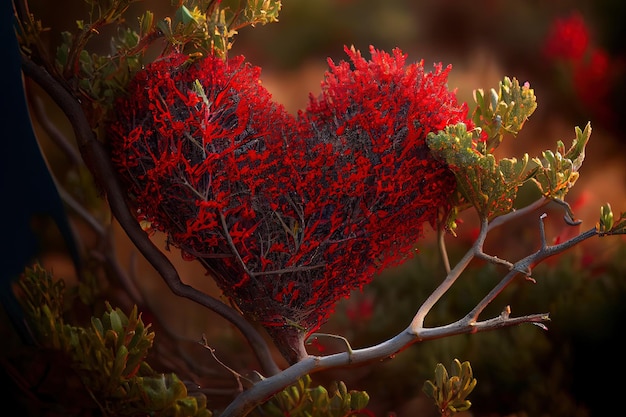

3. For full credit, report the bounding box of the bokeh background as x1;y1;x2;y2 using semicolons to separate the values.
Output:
5;1;626;416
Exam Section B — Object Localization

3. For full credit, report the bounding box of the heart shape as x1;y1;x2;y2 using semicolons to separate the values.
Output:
109;46;471;363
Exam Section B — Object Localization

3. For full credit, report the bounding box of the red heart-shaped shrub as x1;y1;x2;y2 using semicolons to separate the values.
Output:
109;46;471;363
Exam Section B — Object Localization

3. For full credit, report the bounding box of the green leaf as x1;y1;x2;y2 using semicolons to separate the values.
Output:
111;344;129;380
350;391;370;410
598;203;626;236
311;385;331;410
471;76;537;152
530;123;590;201
599;203;614;234
565;122;591;171
139;10;154;37
178;396;204;416
434;363;448;390
108;309;124;336
250;375;369;417
424;359;477;415
428;123;535;219
423;380;436;399
176;5;197;25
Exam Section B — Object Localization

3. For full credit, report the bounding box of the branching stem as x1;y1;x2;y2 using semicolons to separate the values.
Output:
487;196;549;231
466;225;597;322
221;309;551;417
17;20;604;415
409;217;489;332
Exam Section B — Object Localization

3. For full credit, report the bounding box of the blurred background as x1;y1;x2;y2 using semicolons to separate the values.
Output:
5;1;626;416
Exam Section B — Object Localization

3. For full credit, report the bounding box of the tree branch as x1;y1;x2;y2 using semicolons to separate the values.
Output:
20;56;281;377
409;217;489;332
220;309;551;417
466;224;597;323
487;196;549;231
221;214;600;417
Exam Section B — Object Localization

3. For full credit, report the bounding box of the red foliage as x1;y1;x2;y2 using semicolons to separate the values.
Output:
108;46;470;360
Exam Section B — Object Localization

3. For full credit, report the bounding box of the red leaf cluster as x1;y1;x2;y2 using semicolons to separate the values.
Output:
109;46;470;361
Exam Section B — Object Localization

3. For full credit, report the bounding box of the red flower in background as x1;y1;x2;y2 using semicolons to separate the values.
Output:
543;11;618;126
345;296;375;323
543;11;589;62
109;46;469;363
573;48;614;123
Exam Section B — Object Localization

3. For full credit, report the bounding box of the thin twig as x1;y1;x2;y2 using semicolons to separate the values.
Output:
219;211;255;277
57;186;104;234
474;250;514;269
219;211;324;277
307;333;354;358
253;264;325;276
200;334;252;393
437;228;451;274
57;179;147;306
487;196;549;231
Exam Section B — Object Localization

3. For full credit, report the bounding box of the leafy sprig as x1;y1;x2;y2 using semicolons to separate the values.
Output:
159;1;281;58
19;0;281;128
428;123;534;220
598;203;626;236
531;122;591;202
423;359;477;416
250;374;371;417
428;77;590;224
17;264;211;417
472;76;537;152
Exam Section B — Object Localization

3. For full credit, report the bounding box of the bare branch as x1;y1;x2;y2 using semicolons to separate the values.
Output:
487;196;549;231
409;217;489;332
474;250;514;269
307;333;354;357
466;223;597;323
221;308;552;417
200;334;251;393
